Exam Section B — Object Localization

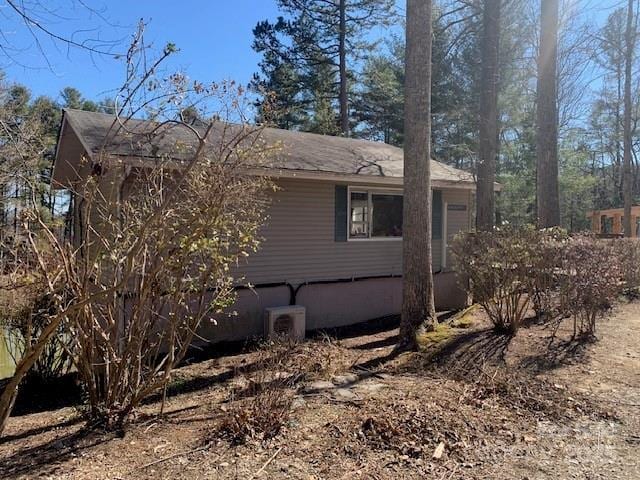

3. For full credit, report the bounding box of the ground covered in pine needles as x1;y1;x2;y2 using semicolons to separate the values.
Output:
1;301;639;479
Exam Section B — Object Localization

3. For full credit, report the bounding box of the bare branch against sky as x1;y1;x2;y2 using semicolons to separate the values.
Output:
0;0;125;70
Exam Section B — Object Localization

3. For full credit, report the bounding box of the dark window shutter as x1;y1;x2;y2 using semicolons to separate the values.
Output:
432;189;443;240
335;185;348;242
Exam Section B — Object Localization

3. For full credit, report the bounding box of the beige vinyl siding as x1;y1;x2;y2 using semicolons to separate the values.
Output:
236;179;471;285
444;189;472;269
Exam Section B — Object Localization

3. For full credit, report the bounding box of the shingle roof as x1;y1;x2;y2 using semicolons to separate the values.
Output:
60;108;475;186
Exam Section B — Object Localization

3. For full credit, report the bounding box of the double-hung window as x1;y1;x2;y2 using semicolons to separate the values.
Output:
349;189;403;240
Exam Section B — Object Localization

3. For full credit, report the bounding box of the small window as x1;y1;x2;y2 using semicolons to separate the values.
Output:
349;189;402;239
347;187;443;241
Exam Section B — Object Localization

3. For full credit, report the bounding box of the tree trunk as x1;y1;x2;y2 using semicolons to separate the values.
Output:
477;0;501;231
536;0;561;228
398;0;436;351
339;0;349;136
623;0;635;237
0;314;64;437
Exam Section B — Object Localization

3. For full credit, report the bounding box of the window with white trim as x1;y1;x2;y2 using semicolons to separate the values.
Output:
349;189;403;239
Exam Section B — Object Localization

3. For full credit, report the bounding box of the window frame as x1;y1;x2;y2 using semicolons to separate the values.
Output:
347;186;404;242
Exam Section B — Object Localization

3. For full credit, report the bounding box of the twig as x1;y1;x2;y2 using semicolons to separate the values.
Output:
439;463;459;480
605;400;640;407
137;442;212;470
320;392;364;407
250;447;283;479
352;365;386;380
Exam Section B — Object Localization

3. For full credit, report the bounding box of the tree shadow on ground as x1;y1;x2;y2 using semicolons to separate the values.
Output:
0;425;114;479
516;337;590;373
0;415;83;445
415;328;513;380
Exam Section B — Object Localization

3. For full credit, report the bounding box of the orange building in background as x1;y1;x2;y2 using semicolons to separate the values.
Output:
587;207;640;237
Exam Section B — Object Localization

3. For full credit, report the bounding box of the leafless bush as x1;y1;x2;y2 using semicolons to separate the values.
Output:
0;242;71;435
611;238;640;293
216;336;349;444
0;26;278;435
529;228;568;321
1;289;73;383
260;336;348;382
218;341;297;444
219;388;294;445
453;228;621;340
66;120;273;426
451;226;542;334
558;236;622;338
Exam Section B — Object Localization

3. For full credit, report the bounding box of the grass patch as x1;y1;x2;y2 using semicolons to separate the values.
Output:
450;305;479;329
417;324;456;347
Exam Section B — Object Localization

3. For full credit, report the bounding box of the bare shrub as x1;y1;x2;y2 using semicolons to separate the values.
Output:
0;242;71;435
65;108;275;426
559;236;622;338
451;226;541;334
218;341;298;444
529;228;567;321
611;237;640;293
2;290;73;383
453;228;622;340
216;337;348;445
0;80;75;435
261;336;348;382
218;388;294;445
1;27;278;435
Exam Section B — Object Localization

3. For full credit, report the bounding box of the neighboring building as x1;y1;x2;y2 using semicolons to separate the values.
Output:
53;109;483;342
587;207;640;237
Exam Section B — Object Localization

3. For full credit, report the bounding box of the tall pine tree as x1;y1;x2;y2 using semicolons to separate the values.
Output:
251;0;397;136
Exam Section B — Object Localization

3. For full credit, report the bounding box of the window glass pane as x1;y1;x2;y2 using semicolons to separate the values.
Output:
351;192;368;202
372;194;403;237
350;192;369;238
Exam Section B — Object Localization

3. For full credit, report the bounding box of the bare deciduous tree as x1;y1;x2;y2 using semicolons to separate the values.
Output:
1;0;122;69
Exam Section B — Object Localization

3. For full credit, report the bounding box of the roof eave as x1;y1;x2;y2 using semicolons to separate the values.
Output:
244;167;477;189
95;155;478;189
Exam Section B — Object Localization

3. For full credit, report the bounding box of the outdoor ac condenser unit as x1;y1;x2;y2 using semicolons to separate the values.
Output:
264;305;306;341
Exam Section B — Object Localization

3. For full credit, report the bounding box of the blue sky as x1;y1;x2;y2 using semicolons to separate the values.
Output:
3;1;280;103
0;0;625;105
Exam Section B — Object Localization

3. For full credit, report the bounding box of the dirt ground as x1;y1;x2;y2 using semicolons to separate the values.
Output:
0;301;639;480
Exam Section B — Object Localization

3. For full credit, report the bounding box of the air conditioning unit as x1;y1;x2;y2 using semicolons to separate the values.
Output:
264;305;306;341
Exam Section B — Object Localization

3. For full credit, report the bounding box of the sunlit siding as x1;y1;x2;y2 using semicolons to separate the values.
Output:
235;178;472;285
444;188;473;269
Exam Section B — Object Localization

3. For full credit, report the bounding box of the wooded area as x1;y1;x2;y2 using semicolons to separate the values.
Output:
251;0;640;233
2;1;640;238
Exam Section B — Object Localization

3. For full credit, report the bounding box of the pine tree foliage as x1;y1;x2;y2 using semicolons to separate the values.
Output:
251;0;397;135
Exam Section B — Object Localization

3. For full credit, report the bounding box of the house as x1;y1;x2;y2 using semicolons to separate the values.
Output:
53;108;480;342
587;207;640;237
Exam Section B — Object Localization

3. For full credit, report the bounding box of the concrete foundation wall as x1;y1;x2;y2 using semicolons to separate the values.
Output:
201;272;468;342
199;286;291;343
